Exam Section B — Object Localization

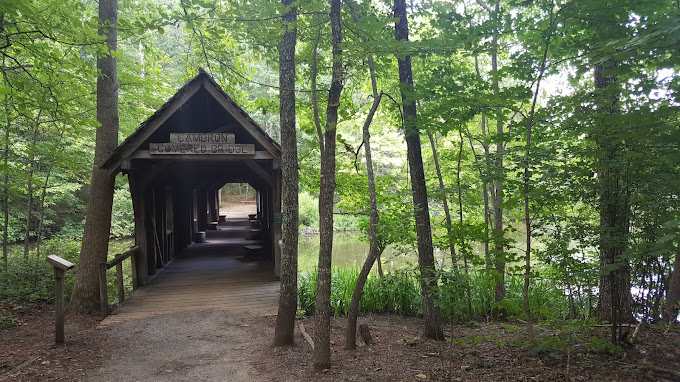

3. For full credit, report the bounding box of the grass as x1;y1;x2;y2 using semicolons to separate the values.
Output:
298;267;422;317
298;266;572;323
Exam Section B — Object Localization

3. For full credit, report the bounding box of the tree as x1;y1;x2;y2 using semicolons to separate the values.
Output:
664;249;680;323
273;0;298;347
69;0;119;313
592;61;634;337
313;0;345;369
394;0;443;340
344;0;383;350
520;0;557;339
486;0;507;319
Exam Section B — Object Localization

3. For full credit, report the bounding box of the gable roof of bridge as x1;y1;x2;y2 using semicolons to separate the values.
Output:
102;68;281;174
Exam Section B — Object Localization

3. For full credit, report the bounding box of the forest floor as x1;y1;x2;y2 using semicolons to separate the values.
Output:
2;303;680;382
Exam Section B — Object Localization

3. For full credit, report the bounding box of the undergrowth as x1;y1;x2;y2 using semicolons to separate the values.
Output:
0;237;135;327
298;266;571;323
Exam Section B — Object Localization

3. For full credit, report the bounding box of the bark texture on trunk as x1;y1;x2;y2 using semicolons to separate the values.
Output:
663;250;680;323
486;0;506;318
593;63;633;330
394;0;443;340
2;107;9;268
313;0;344;369
68;0;118;314
273;0;298;347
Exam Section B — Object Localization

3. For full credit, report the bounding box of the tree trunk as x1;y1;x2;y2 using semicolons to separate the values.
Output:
481;117;491;269
68;0;119;314
523;8;553;338
313;0;344;369
23;113;41;262
663;249;680;323
427;132;457;271
2;102;9;269
345;1;382;346
273;0;298;347
34;166;52;265
489;0;506;319
23;166;34;261
394;0;443;340
593;63;632;332
471;55;492;271
455;131;473;319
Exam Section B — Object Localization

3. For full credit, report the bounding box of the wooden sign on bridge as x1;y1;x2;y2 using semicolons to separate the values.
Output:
150;133;255;155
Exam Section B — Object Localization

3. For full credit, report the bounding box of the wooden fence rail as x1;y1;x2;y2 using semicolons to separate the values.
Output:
99;246;140;318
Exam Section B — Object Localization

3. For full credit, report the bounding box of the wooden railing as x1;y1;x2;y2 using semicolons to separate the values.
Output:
99;246;140;318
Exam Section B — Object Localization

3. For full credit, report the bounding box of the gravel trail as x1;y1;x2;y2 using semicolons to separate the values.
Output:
87;309;270;382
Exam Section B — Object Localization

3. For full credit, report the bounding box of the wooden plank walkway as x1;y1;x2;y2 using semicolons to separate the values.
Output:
99;219;279;326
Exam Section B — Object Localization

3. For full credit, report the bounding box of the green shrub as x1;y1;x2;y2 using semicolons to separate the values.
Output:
298;269;318;314
297;266;421;317
333;214;364;232
298;192;319;228
111;186;135;238
297;265;570;323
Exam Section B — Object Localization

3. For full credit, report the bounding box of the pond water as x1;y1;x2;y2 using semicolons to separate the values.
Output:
297;232;454;273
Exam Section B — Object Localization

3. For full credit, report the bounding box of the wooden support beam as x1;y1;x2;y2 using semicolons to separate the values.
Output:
273;170;282;279
129;172;149;287
243;160;274;187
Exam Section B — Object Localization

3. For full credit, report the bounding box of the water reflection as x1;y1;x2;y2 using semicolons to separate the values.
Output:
297;233;451;272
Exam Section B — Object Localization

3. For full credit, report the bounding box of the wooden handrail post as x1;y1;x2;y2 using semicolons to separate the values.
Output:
46;255;74;344
116;262;125;303
99;262;108;318
130;252;138;291
99;246;141;318
54;268;65;343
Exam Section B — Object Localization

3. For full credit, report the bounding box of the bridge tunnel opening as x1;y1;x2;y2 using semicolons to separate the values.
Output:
128;158;280;283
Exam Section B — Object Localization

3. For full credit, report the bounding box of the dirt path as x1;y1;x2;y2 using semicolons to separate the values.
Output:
3;304;680;381
87;309;269;382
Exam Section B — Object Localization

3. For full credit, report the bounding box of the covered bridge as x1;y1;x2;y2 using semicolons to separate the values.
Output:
103;70;282;287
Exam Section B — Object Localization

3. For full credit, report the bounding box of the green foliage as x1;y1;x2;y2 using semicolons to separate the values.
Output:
110;183;135;238
0;237;80;304
0;237;135;314
298;267;422;317
333;214;363;232
298;269;318;315
298;192;319;228
298;265;571;323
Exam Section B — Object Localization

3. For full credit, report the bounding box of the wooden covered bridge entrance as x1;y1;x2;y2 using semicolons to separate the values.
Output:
102;70;282;307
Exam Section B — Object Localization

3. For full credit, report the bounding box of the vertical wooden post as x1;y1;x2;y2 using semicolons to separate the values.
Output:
130;251;138;291
273;167;282;279
116;262;125;303
46;255;74;345
129;171;149;288
99;262;108;318
54;268;65;344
